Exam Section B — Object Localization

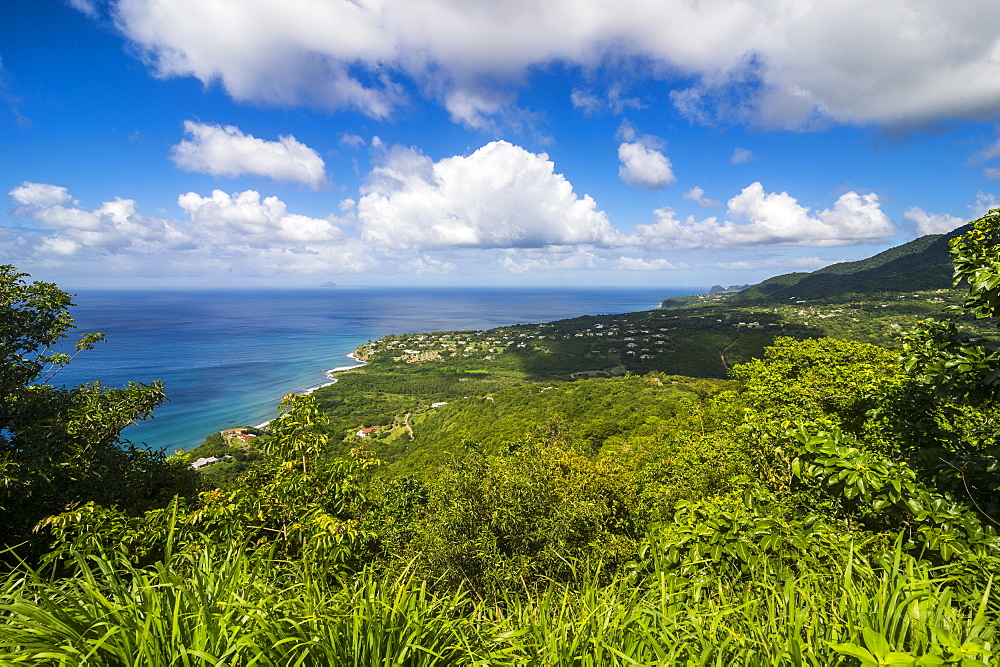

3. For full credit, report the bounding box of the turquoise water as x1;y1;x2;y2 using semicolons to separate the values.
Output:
54;287;701;453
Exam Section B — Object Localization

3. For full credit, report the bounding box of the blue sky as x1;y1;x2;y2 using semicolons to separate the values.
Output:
2;0;1000;289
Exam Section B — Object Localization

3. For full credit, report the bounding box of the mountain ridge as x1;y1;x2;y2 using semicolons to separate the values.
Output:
724;225;970;304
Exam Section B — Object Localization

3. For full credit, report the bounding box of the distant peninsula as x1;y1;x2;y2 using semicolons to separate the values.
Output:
708;284;753;294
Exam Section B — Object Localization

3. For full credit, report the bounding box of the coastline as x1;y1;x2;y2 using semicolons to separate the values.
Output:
71;287;678;454
304;350;369;394
255;351;368;428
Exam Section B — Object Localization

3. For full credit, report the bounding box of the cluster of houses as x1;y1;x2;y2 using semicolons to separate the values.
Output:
741;289;963;331
355;318;677;366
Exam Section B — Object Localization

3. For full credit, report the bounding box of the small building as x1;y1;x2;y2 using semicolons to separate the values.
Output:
191;456;219;470
356;427;376;438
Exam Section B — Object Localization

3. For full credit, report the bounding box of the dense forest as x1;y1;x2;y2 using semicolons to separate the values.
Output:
2;212;999;664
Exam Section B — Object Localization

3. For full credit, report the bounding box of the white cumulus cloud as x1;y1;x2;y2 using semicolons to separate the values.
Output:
9;186;193;256
618;141;675;190
683;186;722;207
40;236;83;256
636;182;896;248
102;0;1000;129
9;182;75;207
6;183;362;279
177;189;344;244
971;192;1000;218
357;140;623;249
171;121;328;189
903;207;966;236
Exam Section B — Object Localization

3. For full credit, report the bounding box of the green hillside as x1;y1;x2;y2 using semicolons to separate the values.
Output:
729;227;967;303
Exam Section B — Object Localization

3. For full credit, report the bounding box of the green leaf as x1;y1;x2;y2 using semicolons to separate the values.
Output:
862;628;892;659
831;642;879;665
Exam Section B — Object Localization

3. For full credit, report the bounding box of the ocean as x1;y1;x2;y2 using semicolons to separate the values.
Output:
53;286;702;453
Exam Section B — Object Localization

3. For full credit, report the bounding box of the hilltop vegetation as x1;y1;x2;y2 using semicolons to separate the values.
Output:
3;213;1000;663
661;228;966;309
734;228;965;303
274;282;998;481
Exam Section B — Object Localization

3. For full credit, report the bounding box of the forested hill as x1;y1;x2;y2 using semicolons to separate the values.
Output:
727;225;969;304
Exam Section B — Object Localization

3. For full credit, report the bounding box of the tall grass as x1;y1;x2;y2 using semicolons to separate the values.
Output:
0;543;477;665
0;540;994;665
484;548;995;666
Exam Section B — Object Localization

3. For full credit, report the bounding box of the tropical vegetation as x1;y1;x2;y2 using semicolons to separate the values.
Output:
1;211;999;664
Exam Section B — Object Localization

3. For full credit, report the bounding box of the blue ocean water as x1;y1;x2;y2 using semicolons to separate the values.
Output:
53;287;701;453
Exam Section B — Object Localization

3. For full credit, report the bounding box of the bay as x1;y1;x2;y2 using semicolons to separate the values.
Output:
53;286;702;453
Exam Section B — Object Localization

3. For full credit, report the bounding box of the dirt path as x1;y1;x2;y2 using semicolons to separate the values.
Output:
719;334;743;372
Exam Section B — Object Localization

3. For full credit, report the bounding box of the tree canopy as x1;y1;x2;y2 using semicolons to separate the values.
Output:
0;265;196;555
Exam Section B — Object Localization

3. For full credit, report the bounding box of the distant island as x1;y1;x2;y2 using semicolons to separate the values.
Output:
319;281;338;287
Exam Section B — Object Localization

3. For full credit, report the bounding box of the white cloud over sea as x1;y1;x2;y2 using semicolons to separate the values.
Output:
6;181;353;275
177;189;344;244
636;183;895;248
10;182;75;207
170;121;328;189
356;141;624;249
4;135;912;283
617;142;675;191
